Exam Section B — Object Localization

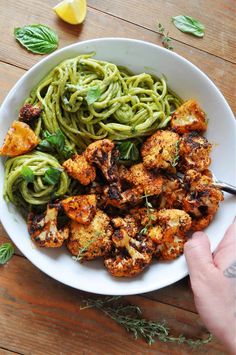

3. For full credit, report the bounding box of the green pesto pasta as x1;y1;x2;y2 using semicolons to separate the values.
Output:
26;53;182;151
4;151;69;210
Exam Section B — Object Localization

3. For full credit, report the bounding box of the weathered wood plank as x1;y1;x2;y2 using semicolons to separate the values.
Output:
0;63;25;104
0;255;226;354
0;349;22;355
144;277;196;313
0;2;235;113
88;0;236;63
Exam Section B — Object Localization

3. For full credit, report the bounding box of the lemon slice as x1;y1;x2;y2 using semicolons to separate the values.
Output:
53;0;87;25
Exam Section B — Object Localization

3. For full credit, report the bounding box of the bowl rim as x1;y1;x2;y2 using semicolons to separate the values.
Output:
0;37;235;295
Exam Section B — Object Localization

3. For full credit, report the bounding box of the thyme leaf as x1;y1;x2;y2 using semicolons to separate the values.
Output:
81;296;212;346
73;231;102;262
157;23;174;50
171;140;180;167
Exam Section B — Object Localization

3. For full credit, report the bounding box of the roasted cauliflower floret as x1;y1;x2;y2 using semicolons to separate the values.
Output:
178;132;212;172
170;99;207;134
155;235;186;261
62;154;96;185
0;121;40;157
159;176;185;209
130;207;159;228
155;209;192;243
61;194;96;224
123;163;163;196
102;185;143;209
18;103;42;124
104;215;154;277
141;130;180;172
145;209;191;261
111;215;139;238
182;170;223;231
67;209;113;260
28;205;69;248
84;139;120;184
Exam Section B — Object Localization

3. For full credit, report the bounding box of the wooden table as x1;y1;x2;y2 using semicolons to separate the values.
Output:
0;1;235;354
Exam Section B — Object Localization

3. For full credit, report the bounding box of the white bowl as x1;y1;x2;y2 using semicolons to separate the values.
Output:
0;38;236;295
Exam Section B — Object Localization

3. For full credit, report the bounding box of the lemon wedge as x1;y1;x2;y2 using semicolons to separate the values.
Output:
53;0;87;25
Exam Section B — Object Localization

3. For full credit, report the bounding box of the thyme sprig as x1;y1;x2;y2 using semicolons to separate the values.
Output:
81;296;212;346
157;23;174;50
171;140;180;167
73;231;102;262
140;194;156;235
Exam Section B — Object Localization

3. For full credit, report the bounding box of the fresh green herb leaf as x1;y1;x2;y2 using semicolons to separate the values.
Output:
43;167;62;185
73;231;102;262
86;86;101;105
172;15;205;37
117;141;140;161
81;296;212;346
21;166;34;183
43;129;65;151
157;23;174;50
171;140;180;167
38;129;73;160
0;243;14;265
14;24;59;54
139;194;155;235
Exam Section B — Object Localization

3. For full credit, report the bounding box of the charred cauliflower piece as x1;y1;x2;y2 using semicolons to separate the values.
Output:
63;154;96;185
0;121;39;157
61;194;96;224
182;170;224;231
147;209;191;261
124;163;163;196
28;205;69;248
155;235;186;261
84;139;120;184
178;132;212;172
130;207;159;228
104;215;154;277
19;103;42;123
102;185;143;209
141;130;180;172
155;209;192;242
159;176;185;209
67;209;113;260
170;99;207;134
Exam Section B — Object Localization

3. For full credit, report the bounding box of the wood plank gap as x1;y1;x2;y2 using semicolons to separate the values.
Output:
0;59;27;72
142;294;197;315
0;346;23;355
87;4;236;66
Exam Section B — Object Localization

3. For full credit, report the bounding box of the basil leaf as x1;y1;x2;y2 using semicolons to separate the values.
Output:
21;166;34;183
172;15;205;37
86;86;101;105
38;129;73;159
43;129;65;151
0;243;14;265
117;141;140;161
43;168;62;185
14;24;59;54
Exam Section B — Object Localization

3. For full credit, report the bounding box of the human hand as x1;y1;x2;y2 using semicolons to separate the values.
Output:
184;219;236;354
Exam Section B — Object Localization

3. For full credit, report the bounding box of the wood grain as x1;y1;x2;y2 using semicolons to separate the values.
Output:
0;1;235;113
88;0;236;63
0;255;226;355
0;0;234;353
0;349;21;355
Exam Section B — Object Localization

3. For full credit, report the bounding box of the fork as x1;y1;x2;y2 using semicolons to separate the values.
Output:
176;172;236;195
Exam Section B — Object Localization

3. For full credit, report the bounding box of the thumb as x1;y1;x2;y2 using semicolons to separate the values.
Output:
184;231;214;280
